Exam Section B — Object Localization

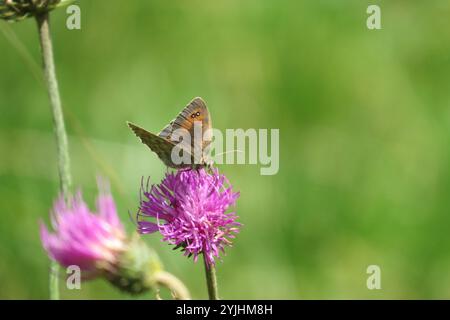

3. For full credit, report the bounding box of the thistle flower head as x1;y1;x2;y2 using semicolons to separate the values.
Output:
0;0;72;21
40;187;127;275
137;168;240;265
40;184;169;294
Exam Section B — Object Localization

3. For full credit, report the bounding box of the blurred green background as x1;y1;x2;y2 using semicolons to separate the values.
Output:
1;0;450;299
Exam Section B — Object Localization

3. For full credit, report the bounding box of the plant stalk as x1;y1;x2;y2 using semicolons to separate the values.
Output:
203;254;219;300
154;271;191;300
36;12;72;300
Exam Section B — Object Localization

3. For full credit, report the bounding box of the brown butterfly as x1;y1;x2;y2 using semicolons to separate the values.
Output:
128;97;213;169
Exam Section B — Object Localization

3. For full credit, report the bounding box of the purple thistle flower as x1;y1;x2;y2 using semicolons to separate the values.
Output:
137;168;240;265
40;187;127;275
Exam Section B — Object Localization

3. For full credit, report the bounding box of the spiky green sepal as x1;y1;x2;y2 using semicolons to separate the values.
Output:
103;235;164;295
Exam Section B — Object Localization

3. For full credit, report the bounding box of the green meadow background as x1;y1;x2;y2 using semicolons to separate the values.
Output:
1;1;450;299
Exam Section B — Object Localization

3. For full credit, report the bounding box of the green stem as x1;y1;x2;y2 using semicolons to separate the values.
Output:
203;254;219;300
154;271;191;300
36;12;72;300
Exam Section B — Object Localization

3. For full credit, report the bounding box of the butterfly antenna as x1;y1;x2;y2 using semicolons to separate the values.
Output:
214;149;244;158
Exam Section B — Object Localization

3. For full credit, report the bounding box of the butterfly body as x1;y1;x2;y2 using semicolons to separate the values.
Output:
128;97;213;169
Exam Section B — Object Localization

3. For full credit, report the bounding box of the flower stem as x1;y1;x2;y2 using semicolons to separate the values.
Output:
154;271;191;300
36;12;72;300
203;254;219;300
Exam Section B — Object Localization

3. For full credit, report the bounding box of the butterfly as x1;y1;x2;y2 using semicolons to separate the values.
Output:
128;97;213;169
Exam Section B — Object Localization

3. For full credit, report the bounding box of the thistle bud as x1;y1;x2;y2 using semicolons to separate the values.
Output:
0;0;73;22
104;235;163;295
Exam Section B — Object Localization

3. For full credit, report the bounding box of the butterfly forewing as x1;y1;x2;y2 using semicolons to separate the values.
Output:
128;97;213;168
159;97;211;138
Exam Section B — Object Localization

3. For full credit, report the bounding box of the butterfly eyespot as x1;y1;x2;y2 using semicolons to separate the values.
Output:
191;111;201;119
